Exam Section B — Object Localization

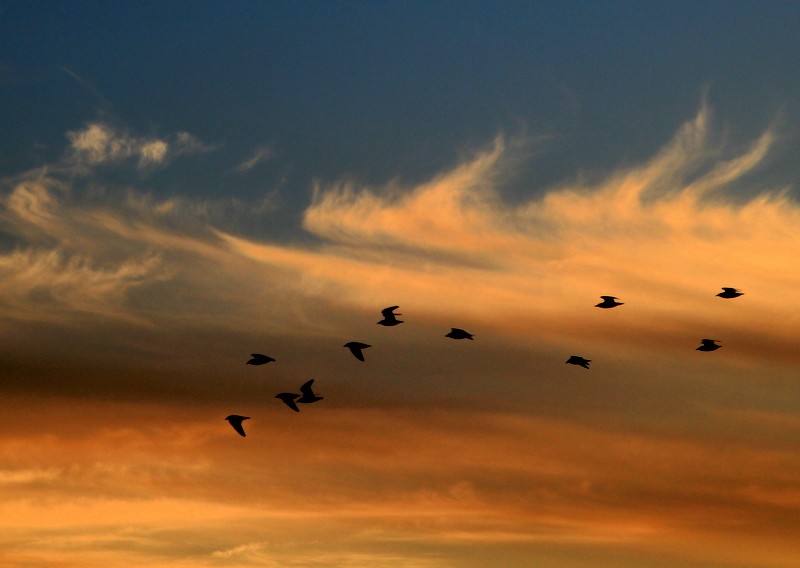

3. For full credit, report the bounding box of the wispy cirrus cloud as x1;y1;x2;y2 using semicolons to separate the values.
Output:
216;105;799;366
233;146;272;173
1;106;800;567
2;104;799;364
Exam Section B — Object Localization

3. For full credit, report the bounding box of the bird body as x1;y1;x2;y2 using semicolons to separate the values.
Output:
344;341;371;361
595;296;623;308
275;392;300;412
247;354;275;365
716;287;743;299
377;306;403;326
445;328;474;340
225;415;250;436
696;339;721;351
566;355;590;369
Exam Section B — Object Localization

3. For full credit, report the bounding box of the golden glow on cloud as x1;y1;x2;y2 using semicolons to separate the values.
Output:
1;108;800;567
1;399;799;567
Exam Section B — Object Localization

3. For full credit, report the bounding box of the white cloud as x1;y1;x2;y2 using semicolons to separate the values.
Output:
67;123;120;163
65;122;208;171
138;140;168;166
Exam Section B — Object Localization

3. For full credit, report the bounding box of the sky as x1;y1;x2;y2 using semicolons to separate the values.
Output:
1;2;800;567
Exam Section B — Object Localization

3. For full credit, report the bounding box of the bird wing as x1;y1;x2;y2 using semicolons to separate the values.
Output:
226;416;248;436
231;420;247;437
381;306;400;317
300;380;316;397
277;394;300;412
348;346;365;361
600;296;616;301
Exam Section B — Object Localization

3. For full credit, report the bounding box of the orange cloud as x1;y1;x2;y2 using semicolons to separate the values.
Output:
1;397;799;567
2;107;800;567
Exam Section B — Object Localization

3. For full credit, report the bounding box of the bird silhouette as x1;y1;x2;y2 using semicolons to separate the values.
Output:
275;392;300;412
696;339;721;351
445;328;474;340
344;341;371;361
298;379;323;404
377;306;403;326
225;415;250;436
566;355;590;369
247;354;275;365
716;287;743;299
595;296;624;308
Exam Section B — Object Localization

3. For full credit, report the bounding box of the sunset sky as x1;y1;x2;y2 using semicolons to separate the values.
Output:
2;2;800;567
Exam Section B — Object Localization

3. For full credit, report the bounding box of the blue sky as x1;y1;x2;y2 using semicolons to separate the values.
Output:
3;1;800;213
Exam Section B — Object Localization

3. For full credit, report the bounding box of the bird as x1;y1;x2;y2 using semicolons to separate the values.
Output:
566;355;590;369
297;379;323;404
344;341;371;361
716;287;743;299
445;328;474;340
225;415;250;437
247;354;275;365
595;295;624;308
377;306;403;326
696;339;721;351
275;392;300;412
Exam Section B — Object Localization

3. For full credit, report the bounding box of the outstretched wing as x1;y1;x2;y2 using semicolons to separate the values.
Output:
226;416;249;437
345;342;370;361
381;306;400;317
300;379;317;397
247;354;275;365
276;394;300;412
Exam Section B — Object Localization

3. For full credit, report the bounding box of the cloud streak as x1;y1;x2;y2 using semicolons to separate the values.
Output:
1;106;800;567
234;146;272;173
1;398;799;567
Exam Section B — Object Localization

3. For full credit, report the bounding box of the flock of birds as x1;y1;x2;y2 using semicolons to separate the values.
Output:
224;288;744;437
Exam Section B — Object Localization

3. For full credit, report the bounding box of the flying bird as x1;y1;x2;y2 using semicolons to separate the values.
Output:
247;354;275;365
377;306;403;326
275;392;300;412
566;355;590;369
696;339;721;351
225;415;250;437
595;296;624;308
716;287;743;299
298;379;323;404
445;328;474;340
344;341;371;361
